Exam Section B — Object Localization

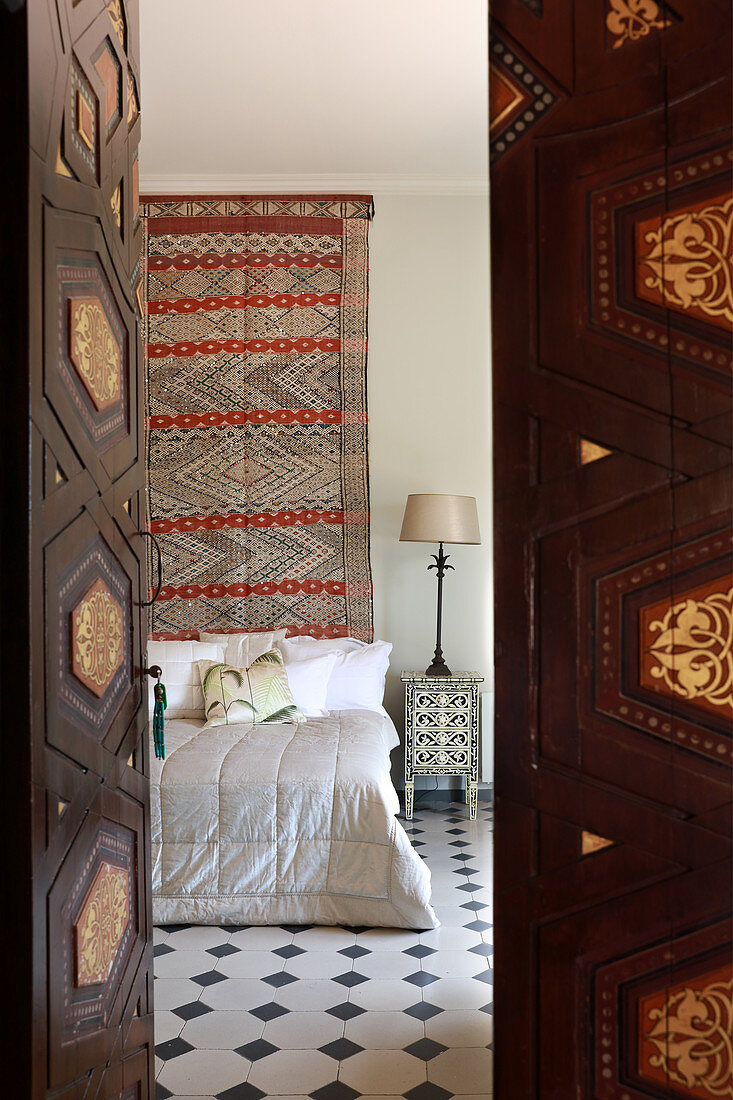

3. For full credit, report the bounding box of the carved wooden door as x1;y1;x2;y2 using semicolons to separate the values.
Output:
4;0;153;1095
489;1;732;1097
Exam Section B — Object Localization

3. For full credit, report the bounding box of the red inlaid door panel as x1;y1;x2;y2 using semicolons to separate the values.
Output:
490;1;732;1097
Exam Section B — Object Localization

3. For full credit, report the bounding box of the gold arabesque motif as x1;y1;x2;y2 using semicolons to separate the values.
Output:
69;298;121;410
645;978;733;1097
110;183;122;230
127;67;139;126
639;196;733;325
606;0;672;49
74;861;130;987
106;0;126;48
72;580;124;698
647;586;733;716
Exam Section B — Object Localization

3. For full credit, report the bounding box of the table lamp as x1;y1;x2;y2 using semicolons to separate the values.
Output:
399;494;481;676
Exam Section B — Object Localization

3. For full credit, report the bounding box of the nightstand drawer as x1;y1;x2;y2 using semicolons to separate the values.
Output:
413;708;469;731
414;727;471;750
413;688;472;711
413;746;470;771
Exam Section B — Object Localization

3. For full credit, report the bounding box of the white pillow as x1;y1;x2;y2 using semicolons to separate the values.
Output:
323;640;393;715
282;651;341;717
147;639;226;718
279;635;366;663
199;628;288;668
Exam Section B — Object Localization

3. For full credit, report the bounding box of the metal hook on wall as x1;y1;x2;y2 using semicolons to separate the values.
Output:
139;530;163;607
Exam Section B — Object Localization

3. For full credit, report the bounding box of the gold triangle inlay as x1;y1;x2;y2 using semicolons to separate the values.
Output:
581;830;614;856
57;798;69;818
56;144;74;178
580;438;613;465
489;61;525;133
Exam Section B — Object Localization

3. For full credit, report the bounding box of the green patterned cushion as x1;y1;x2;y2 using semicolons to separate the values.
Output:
197;647;304;727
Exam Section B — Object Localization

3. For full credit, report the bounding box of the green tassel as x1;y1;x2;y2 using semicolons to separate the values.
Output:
153;681;167;759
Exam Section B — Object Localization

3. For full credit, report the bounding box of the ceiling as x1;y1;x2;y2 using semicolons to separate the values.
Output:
138;0;489;193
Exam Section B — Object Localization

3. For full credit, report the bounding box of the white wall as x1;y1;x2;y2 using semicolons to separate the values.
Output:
138;0;488;187
366;194;493;787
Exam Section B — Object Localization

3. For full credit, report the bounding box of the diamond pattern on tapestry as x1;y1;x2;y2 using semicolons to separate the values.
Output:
148;423;344;516
148;230;343;260
148;264;342;303
158;521;346;586
148;352;343;416
148;303;340;346
143;197;373;640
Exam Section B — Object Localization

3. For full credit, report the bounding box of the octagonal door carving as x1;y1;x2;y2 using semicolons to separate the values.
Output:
71;576;126;699
74;858;131;986
7;0;153;1096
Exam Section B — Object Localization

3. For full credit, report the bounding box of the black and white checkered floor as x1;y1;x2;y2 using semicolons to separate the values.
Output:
154;799;493;1099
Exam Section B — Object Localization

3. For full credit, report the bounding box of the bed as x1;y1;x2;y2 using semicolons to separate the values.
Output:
147;637;438;930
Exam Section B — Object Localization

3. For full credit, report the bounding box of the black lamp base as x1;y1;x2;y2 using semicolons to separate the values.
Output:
425;651;453;677
425;662;453;677
425;542;455;677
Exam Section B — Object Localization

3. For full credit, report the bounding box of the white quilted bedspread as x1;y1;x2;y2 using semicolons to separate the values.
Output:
150;710;438;929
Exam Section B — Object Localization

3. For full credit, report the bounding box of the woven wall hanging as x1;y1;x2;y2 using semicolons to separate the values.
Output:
142;195;373;641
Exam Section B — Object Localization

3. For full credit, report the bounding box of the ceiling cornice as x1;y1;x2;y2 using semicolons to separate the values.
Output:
138;173;489;197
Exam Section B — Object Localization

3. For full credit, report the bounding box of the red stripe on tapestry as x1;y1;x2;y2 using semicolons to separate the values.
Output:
147;338;341;358
147;410;351;429
156;580;348;601
147;252;343;271
150;510;356;534
148;293;342;314
147;215;344;236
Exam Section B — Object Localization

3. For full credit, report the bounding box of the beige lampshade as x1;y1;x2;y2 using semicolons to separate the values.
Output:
399;494;481;545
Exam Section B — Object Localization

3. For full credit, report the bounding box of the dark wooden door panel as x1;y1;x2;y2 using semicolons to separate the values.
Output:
491;0;732;1097
537;129;732;422
539;876;731;1098
5;0;153;1094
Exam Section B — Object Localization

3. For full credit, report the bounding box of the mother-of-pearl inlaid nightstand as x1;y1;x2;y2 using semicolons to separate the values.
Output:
400;671;484;820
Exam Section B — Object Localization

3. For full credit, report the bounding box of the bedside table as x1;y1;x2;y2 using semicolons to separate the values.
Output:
400;671;484;820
